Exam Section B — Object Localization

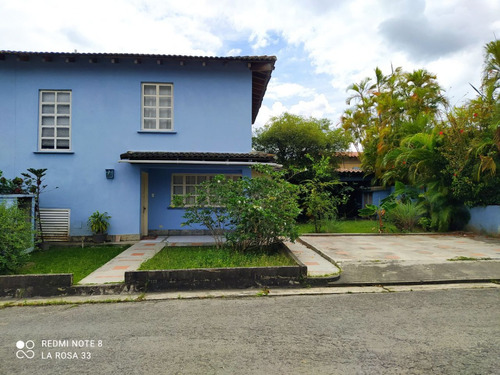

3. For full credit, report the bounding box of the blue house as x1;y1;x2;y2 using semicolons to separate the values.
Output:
0;50;277;240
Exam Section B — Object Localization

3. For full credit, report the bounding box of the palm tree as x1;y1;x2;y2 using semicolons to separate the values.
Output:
482;40;500;102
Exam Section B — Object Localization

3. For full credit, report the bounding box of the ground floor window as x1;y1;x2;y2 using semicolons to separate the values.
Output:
171;174;241;205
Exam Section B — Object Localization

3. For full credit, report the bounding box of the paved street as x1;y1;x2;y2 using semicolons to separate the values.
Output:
1;288;499;374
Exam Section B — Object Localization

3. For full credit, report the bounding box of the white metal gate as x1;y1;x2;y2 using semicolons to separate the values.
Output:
39;208;70;241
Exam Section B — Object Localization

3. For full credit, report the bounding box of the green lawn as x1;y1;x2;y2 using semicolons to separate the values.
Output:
297;219;400;234
139;246;296;270
16;245;129;283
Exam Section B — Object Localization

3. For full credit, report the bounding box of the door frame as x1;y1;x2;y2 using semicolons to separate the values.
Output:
140;171;149;238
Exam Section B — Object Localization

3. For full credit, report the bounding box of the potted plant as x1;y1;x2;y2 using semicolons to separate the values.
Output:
88;211;111;243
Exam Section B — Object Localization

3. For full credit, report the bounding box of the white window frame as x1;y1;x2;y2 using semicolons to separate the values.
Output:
171;174;241;206
141;83;174;131
38;90;72;151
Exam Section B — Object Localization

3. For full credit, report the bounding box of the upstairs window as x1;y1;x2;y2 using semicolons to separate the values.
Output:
142;83;173;131
39;90;71;151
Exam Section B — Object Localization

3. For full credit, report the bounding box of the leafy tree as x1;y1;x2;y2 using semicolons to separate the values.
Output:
342;67;447;179
347;39;500;231
482;39;500;102
253;112;350;169
440;40;500;206
301;155;348;232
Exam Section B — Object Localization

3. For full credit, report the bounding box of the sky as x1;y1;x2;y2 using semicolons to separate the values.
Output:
1;0;499;131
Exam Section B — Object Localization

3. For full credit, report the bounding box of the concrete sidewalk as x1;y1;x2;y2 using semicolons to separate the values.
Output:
3;282;500;307
79;237;167;284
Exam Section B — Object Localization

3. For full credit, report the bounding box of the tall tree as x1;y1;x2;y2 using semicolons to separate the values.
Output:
482;39;500;102
341;67;448;180
253;112;350;169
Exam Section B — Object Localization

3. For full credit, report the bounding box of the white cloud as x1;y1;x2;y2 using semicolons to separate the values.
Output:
226;48;242;56
1;0;499;129
290;94;336;120
253;93;338;132
266;81;316;100
253;102;287;128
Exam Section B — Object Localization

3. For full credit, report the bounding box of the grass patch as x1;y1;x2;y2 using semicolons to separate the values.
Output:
447;256;492;261
297;219;400;234
14;245;128;283
139;246;296;270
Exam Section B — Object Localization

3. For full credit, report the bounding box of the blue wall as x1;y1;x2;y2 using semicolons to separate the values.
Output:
0;56;253;236
361;187;393;209
467;205;500;236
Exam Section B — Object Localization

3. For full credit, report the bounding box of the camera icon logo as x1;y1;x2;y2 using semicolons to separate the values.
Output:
16;340;35;359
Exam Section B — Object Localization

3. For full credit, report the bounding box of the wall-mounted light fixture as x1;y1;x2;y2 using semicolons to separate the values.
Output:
105;169;115;179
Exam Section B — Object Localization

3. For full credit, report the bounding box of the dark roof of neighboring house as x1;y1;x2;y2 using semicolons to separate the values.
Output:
120;151;276;163
0;50;276;124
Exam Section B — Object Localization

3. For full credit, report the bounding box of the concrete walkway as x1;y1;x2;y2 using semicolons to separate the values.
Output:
165;235;222;246
79;237;167;284
79;236;338;284
285;240;340;277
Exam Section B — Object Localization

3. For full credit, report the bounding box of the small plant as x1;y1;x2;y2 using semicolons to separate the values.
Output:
0;171;26;194
88;211;111;234
359;197;397;233
88;211;111;243
256;287;270;296
387;201;426;232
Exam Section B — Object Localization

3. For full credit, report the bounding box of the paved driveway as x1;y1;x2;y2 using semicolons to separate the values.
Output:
299;234;500;284
300;234;500;263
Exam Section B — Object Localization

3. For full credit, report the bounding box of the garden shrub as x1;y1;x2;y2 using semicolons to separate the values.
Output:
387;201;426;232
224;174;301;251
301;155;349;233
0;202;34;273
177;168;301;252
